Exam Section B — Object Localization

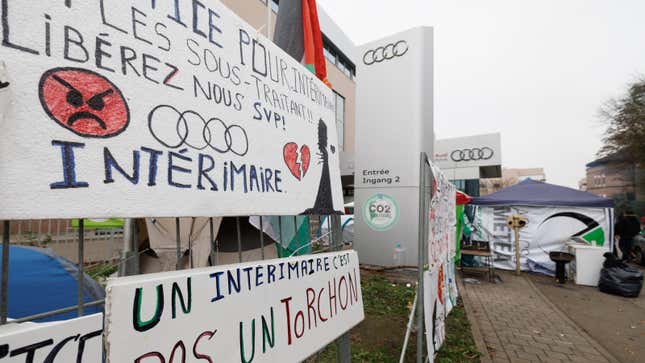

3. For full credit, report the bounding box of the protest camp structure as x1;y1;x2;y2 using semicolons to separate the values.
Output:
470;179;614;274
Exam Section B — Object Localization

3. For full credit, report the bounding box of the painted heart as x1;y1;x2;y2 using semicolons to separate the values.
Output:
283;143;311;181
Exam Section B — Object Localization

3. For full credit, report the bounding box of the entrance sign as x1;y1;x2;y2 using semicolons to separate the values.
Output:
0;314;102;362
354;27;434;266
0;0;343;219
105;251;364;362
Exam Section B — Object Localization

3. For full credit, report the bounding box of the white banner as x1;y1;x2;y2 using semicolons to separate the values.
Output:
472;206;613;273
424;163;456;360
105;251;363;362
0;314;102;362
428;164;457;269
0;0;343;219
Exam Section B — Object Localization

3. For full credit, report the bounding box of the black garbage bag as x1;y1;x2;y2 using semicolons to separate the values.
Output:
598;254;643;298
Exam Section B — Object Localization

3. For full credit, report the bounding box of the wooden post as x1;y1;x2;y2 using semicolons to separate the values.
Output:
514;225;521;276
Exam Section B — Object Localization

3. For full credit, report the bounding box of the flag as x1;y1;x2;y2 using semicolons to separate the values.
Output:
273;0;331;88
273;0;304;61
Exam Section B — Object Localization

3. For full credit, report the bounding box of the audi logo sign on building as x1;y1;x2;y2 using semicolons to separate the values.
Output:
363;40;409;65
433;133;502;175
450;147;494;162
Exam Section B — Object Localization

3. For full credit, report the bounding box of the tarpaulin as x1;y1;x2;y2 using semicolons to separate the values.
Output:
471;205;613;274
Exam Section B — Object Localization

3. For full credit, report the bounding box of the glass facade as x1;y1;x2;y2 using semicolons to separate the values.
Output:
451;179;480;197
322;38;356;79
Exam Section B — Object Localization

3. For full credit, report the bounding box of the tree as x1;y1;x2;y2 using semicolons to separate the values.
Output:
599;77;645;215
599;78;645;161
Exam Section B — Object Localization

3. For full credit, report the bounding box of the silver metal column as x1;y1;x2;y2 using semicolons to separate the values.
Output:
331;214;351;363
417;153;427;363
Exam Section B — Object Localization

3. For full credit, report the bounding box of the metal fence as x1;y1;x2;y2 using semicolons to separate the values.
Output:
0;215;351;362
3;219;123;264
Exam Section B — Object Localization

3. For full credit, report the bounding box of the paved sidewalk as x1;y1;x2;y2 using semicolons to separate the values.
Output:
459;271;619;363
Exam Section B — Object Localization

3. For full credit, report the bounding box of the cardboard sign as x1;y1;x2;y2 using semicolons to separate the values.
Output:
0;314;102;362
0;0;344;219
105;251;364;362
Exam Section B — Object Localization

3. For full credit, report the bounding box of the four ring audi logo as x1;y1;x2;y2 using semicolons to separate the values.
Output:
363;40;409;65
450;147;494;162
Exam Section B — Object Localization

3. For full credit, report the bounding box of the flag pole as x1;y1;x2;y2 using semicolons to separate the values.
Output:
267;0;272;40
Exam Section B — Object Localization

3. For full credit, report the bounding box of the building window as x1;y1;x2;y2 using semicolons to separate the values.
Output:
324;46;336;64
322;37;355;80
267;0;280;13
334;91;345;151
337;60;352;78
592;174;607;188
451;180;466;191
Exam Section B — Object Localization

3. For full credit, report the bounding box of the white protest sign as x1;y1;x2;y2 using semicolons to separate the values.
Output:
105;251;364;362
0;314;102;362
0;0;344;219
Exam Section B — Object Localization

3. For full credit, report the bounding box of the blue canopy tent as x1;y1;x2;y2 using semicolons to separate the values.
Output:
0;246;105;322
468;179;614;274
471;179;613;208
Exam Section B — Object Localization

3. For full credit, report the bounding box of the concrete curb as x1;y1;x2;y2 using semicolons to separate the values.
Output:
524;276;621;363
457;278;493;363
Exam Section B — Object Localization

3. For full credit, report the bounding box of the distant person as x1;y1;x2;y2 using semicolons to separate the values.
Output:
614;210;641;261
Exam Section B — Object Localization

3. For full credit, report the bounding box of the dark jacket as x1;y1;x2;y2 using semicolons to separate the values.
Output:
615;215;641;239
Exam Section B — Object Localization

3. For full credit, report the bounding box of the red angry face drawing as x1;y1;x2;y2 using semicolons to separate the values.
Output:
39;67;130;138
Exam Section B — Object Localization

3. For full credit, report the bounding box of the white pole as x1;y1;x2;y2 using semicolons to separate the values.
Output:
399;288;419;363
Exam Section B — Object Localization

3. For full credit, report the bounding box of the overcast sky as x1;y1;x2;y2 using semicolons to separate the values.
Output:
317;0;645;188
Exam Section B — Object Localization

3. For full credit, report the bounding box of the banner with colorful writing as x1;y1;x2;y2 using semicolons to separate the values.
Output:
105;251;364;362
0;0;344;219
0;314;102;362
470;205;612;274
425;163;457;361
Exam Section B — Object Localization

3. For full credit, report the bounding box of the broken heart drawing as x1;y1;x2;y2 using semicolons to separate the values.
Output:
283;143;311;181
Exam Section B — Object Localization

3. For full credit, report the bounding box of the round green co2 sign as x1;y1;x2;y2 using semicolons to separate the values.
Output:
364;194;399;231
